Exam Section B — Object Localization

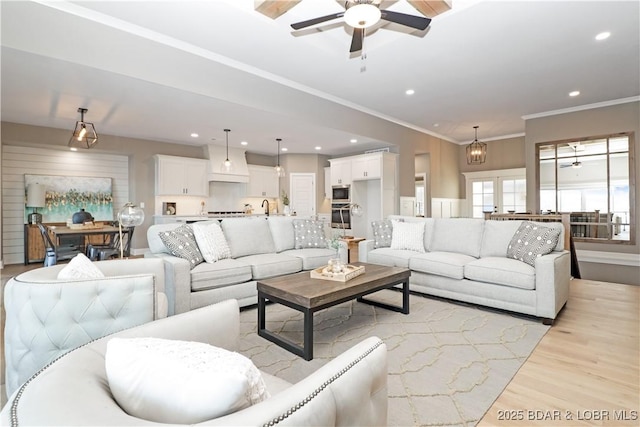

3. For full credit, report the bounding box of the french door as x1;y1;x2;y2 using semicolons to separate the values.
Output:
464;169;526;218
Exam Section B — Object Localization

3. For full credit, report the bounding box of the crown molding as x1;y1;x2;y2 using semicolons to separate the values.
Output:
522;96;640;120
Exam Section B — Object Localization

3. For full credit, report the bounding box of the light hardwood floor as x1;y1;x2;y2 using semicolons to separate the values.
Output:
1;264;638;424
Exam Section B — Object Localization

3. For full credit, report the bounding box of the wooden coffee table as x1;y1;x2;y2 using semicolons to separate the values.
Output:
257;262;410;360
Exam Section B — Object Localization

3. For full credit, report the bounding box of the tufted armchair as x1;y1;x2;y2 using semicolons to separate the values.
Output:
3;257;168;398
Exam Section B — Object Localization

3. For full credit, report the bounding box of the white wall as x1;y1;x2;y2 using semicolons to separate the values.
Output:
1;145;129;266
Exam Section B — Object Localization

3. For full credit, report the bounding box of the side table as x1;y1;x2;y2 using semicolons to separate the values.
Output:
341;237;366;263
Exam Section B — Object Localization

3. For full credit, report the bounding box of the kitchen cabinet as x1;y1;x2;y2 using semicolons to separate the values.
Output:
351;154;382;180
155;155;208;196
324;167;331;199
329;158;352;186
247;165;279;198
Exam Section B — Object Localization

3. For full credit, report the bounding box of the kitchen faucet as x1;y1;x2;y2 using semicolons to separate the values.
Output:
261;199;270;216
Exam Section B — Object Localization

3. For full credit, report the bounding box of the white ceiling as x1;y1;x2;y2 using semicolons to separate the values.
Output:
1;0;639;156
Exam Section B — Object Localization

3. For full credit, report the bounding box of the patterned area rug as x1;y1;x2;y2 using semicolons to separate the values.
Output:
238;290;549;427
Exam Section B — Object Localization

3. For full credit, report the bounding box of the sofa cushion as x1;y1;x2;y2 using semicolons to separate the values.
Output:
192;221;231;263
409;251;477;280
190;259;253;292
293;219;327;249
367;248;415;268
390;220;426;253
388;215;435;252
267;216;296;252
282;248;335;270
480;220;524;258
236;253;302;280
430;218;485;258
57;253;105;279
465;257;536;290
371;219;394;248
507;221;561;266
158;224;204;269
105;337;269;424
221;218;275;258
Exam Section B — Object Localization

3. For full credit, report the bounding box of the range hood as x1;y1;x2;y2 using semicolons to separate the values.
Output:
206;144;249;183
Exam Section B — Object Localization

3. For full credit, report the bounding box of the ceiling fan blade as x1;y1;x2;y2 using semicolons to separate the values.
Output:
350;28;364;53
380;9;431;30
291;12;344;30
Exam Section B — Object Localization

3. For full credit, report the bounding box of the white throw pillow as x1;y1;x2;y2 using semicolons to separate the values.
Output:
57;253;105;279
390;220;426;253
105;337;270;424
192;221;231;263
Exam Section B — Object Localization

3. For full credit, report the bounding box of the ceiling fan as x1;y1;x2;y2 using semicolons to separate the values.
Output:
290;0;432;53
560;146;582;168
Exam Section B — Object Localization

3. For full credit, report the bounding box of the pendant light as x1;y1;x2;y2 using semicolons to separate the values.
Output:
68;107;98;149
221;129;233;173
275;138;285;178
466;125;487;165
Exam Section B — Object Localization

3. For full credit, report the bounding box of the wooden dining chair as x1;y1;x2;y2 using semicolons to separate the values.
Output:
37;223;83;266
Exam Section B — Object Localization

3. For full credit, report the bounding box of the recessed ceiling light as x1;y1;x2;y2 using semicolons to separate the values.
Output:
405;89;415;95
569;91;580;97
595;31;610;41
281;147;288;152
350;139;358;143
433;123;440;127
315;146;322;150
240;141;248;146
70;147;78;152
190;133;199;138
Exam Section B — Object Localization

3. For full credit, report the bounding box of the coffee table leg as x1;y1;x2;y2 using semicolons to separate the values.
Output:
401;279;410;314
258;291;266;330
303;308;313;361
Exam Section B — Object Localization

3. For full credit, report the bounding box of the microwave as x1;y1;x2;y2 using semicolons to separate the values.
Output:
331;185;351;203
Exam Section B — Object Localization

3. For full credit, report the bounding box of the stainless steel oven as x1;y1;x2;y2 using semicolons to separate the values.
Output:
331;185;351;203
331;203;351;229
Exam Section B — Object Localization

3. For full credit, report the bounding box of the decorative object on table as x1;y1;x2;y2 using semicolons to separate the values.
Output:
338;202;363;237
26;182;46;224
310;264;365;282
327;232;343;271
466;125;487;165
72;208;94;224
24;174;113;222
281;189;290;215
162;202;176;215
200;200;207;216
68;107;98;149
221;129;233;172
117;203;145;258
274;138;285;178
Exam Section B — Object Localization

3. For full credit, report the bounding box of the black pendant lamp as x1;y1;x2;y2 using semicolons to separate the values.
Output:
68;107;98;149
221;129;233;172
466;125;487;165
275;138;285;178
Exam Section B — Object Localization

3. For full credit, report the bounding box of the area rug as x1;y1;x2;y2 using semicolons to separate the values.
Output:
238;290;549;427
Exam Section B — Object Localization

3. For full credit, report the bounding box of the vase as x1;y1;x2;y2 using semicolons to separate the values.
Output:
328;258;344;274
283;205;291;215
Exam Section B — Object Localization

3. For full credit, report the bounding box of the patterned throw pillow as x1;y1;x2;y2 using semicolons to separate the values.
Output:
371;219;393;249
390;220;426;253
192;222;231;263
507;221;561;266
158;224;204;269
293;219;327;249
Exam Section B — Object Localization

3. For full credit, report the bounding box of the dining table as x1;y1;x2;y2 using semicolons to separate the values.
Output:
47;224;133;257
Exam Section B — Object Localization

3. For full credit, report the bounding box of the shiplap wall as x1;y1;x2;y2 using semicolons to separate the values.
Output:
1;145;129;266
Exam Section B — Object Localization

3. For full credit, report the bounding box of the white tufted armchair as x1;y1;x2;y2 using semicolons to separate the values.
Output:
3;257;168;398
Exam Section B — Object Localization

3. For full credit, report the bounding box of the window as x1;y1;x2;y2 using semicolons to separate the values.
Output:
536;132;634;244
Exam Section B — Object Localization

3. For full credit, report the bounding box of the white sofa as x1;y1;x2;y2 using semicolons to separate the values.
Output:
1;300;388;426
146;216;346;315
3;257;168;398
359;216;571;323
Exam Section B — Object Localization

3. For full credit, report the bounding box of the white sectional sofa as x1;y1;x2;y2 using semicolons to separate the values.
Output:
146;216;345;315
1;300;388;426
359;216;571;323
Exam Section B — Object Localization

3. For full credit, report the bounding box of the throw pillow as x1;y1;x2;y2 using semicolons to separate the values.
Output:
371;219;393;249
507;221;561;266
390;220;426;253
293;219;327;249
192;221;231;263
57;253;105;279
158;224;203;269
105;337;269;424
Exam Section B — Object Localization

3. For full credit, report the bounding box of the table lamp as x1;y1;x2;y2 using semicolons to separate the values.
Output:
117;203;145;258
26;183;46;224
340;203;363;238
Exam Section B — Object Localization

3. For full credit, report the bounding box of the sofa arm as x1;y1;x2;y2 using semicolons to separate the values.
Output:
534;250;571;319
209;336;387;426
358;239;375;263
145;253;191;315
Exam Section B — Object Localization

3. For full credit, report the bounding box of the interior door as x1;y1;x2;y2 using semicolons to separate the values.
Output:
290;173;316;217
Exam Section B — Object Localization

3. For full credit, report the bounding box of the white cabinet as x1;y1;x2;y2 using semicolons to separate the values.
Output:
155;155;208;196
329;159;352;186
247;165;279;197
324;167;331;198
352;155;382;180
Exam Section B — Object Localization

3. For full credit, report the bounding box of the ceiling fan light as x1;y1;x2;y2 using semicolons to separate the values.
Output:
344;4;381;29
